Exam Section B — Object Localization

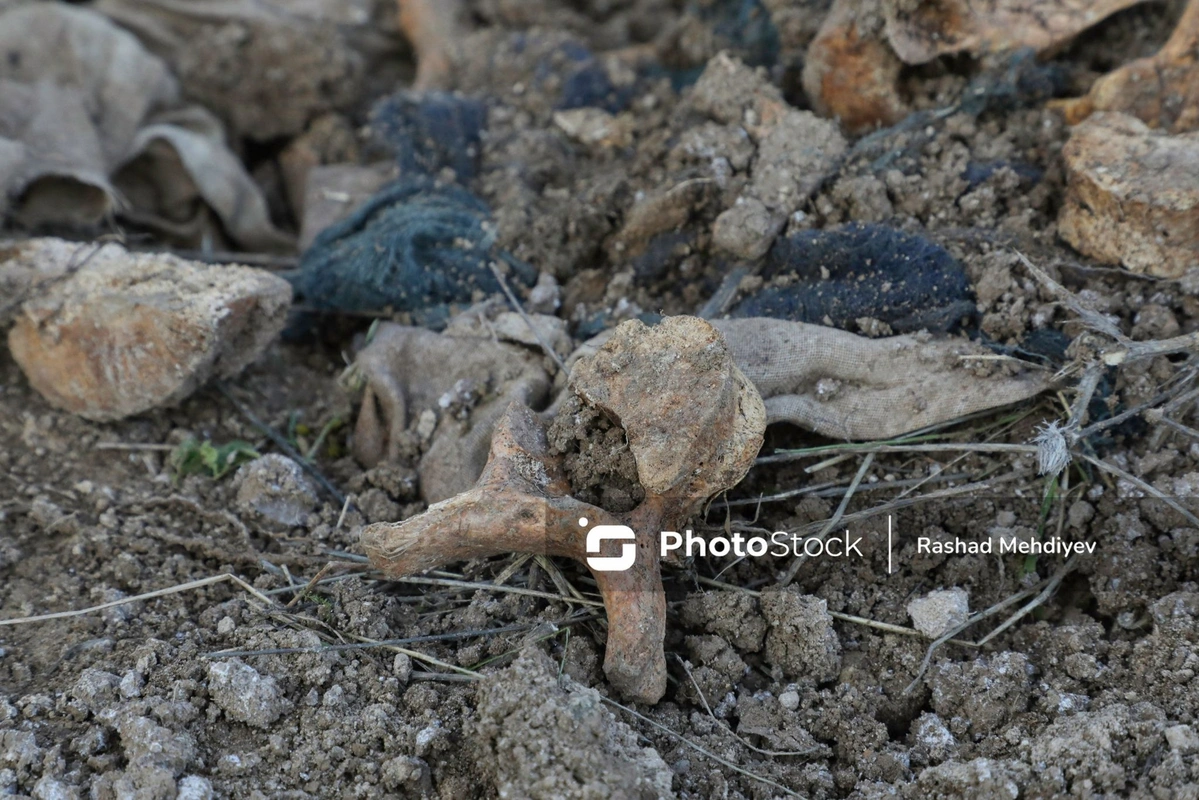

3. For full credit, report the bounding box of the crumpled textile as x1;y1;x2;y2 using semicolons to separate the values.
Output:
291;179;537;326
350;321;553;503
0;3;291;251
353;314;1051;502
96;0;373;143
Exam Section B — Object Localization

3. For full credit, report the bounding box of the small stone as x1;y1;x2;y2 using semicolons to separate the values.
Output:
176;775;215;800
393;653;413;685
31;776;77;800
119;670;145;699
415;409;437;443
1164;724;1199;755
553;107;630;148
6;239;291;421
322;684;345;707
234;454;319;528
1059;113;1199;278
216;616;236;635
207;659;288;729
778;690;800;711
908;588;970;639
713;197;784;262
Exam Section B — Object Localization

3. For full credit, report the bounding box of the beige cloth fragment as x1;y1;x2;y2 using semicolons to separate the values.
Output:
354;314;1051;504
97;0;372;142
570;318;1052;441
350;323;553;503
0;3;292;251
717;318;1051;439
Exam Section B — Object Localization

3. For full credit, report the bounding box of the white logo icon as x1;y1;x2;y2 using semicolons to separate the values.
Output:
582;517;636;572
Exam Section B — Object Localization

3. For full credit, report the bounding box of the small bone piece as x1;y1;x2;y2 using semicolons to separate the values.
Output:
360;316;766;703
1058;112;1199;278
1057;0;1199;133
804;0;1149;133
6;238;291;421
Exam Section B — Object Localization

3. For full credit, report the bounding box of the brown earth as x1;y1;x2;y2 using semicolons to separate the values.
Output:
3;1;1199;798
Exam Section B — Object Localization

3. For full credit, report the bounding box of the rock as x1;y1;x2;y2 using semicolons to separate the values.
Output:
0;730;42;781
914;757;1029;799
31;776;78;800
1058;113;1199;278
1022;703;1167;796
234;454;319;528
207;659;288;729
759;588;841;681
680;590;768;653
471;649;674;799
176;775;215;800
6;239;291;421
928;652;1032;737
114;714;196;775
1164;724;1199;755
712;197;784;262
802;0;905;134
907;588;970;638
908;712;958;767
690;55;845;258
70;669;120;713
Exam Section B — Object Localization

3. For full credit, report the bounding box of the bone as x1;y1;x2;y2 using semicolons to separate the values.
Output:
360;316;766;704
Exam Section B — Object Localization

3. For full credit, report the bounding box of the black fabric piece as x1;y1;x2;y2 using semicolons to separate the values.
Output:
290;179;537;329
962;160;1043;192
370;91;487;181
729;223;976;333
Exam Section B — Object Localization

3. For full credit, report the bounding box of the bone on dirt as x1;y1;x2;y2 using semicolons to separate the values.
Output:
1058;111;1199;278
804;0;1148;133
359;316;766;704
4;238;291;422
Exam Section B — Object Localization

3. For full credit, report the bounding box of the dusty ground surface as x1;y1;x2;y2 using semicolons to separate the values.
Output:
4;1;1199;798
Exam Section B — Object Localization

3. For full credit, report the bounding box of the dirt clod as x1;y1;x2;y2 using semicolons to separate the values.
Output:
472;649;674;800
760;588;841;681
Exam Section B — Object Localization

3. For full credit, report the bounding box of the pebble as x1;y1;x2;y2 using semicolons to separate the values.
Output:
908;588;970;639
234;454;319;528
207;660;287;729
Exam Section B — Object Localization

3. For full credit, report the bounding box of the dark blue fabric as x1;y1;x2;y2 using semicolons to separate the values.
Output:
730;223;976;333
291;179;536;329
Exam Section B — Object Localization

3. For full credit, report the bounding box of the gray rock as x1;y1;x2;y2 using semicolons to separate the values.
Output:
176;775;215;800
472;650;674;799
760;588;841;681
207;659;288;729
234;454;319;528
907;588;970;639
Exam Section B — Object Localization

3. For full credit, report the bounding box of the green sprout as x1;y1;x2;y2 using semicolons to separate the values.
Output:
169;438;261;482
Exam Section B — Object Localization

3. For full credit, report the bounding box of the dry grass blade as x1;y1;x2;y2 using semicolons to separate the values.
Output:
388;575;605;607
0;573;274;626
974;556;1079;648
674;654;819;758
600;696;805;798
780;452;874;586
488;261;568;376
1079;453;1199;528
1014;251;1128;344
